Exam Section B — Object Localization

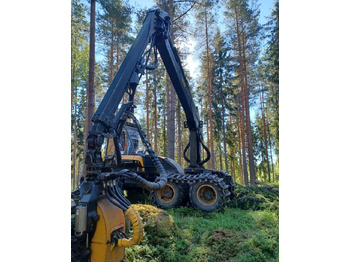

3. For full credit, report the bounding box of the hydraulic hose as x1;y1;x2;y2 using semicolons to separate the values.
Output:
126;113;168;191
105;188;128;212
183;142;190;163
198;138;211;166
118;205;144;247
109;186;130;210
115;184;131;206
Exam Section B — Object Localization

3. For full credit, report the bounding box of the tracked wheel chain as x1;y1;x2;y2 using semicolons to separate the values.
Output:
166;171;235;209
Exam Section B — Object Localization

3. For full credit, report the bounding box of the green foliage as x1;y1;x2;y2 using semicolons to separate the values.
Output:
97;0;133;84
260;0;279;158
231;184;279;211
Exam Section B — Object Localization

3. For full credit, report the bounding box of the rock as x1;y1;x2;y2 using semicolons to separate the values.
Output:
132;204;174;236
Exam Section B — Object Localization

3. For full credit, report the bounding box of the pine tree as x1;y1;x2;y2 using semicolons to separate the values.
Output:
193;0;217;169
211;28;233;173
263;0;279;160
71;0;89;188
225;0;262;185
97;0;132;85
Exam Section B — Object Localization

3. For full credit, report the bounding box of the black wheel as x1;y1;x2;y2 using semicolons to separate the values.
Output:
153;181;186;209
189;181;223;212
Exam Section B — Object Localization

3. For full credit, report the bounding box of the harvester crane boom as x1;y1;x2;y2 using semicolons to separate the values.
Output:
85;9;208;174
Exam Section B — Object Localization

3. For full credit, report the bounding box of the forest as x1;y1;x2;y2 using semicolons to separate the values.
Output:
71;0;279;189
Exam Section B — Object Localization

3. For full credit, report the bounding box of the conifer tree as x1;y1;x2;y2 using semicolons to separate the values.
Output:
225;0;261;185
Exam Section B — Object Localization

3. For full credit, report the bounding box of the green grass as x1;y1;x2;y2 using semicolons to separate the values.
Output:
125;186;279;262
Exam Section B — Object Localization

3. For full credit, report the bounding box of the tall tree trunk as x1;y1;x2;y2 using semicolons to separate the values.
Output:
237;121;244;184
72;99;78;190
234;3;255;185
229;114;236;181
71;38;77;112
233;3;248;185
219;75;228;173
176;100;182;166
166;73;175;159
222;108;228;173
204;8;215;169
116;35;120;71
146;71;150;139
153;79;158;154
219;143;223;171
166;0;176;160
163;113;167;156
240;22;256;186
239;102;249;186
109;26;114;84
83;0;96;178
231;147;236;182
267;123;275;181
260;90;271;182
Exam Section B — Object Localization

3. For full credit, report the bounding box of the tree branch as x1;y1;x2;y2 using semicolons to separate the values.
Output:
174;2;196;22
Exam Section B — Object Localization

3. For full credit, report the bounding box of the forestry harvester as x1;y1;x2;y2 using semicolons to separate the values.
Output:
71;9;235;261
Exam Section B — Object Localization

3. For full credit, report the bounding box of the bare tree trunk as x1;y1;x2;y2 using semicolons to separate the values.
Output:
166;73;175;159
163;113;167;156
234;3;255;185
228;114;236;181
77;159;81;185
72;99;78;190
116;35;120;71
71;38;77;112
240;102;249;186
260;90;271;182
83;0;96;178
219;143;223;171
166;0;176;160
176;100;182;166
204;9;215;170
222;114;228;173
231;148;236;182
236;116;244;184
146;71;150;139
267;123;275;181
220;76;228;173
109;28;114;84
240;24;256;186
153;80;158;155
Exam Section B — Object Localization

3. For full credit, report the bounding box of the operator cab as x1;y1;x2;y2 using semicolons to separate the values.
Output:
119;125;147;156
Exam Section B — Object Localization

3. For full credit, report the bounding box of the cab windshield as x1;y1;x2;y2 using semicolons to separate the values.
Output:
119;126;146;155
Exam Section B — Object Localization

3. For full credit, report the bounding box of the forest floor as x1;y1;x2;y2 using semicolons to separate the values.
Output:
125;185;279;262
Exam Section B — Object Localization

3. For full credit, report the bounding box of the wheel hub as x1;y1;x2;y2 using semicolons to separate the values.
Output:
197;185;217;206
163;187;174;198
157;184;176;204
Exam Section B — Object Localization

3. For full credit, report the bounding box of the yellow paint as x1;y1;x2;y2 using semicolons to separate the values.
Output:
121;155;145;171
91;198;125;262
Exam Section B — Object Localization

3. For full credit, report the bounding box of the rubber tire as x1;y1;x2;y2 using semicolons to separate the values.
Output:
153;181;185;209
189;181;223;212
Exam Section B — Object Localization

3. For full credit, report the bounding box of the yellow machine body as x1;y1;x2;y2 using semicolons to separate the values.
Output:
91;197;125;262
121;155;145;172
